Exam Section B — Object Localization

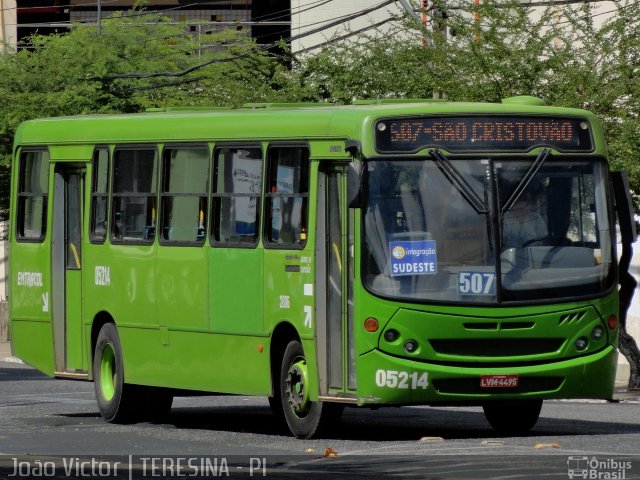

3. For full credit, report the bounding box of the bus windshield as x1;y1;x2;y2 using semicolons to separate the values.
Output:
362;155;614;303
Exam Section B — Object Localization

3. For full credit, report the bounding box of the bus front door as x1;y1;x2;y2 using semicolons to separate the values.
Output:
316;167;355;397
51;165;86;375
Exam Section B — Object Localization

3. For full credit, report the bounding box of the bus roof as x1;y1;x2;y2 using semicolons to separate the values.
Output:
13;100;603;156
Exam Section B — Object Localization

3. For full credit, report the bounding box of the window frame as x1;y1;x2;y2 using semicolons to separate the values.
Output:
89;147;110;244
159;143;211;247
263;142;311;250
109;145;159;246
15;148;50;243
210;143;264;249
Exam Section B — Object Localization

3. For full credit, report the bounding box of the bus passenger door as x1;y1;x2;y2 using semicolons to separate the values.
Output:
316;166;355;397
51;165;86;374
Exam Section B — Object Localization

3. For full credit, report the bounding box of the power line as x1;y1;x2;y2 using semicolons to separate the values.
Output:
0;0;333;19
135;14;404;91
101;0;399;80
2;2;327;31
294;15;402;55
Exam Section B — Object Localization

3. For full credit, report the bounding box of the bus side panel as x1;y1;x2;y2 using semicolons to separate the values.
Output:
263;245;319;400
209;248;263;335
97;244;158;330
83;242;157;376
118;328;271;395
11;320;54;376
9;241;54;376
157;247;208;331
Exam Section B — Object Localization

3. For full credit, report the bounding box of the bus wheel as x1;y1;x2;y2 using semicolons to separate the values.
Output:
279;340;326;439
93;323;141;423
483;399;543;434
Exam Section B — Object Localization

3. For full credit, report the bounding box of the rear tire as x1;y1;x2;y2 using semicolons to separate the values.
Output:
278;340;341;438
483;399;542;434
93;323;143;423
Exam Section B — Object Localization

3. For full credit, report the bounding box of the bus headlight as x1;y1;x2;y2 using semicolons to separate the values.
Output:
404;340;418;353
384;329;399;342
575;337;589;351
591;326;605;340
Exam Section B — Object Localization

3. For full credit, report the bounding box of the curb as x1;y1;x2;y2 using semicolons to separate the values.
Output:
0;356;24;364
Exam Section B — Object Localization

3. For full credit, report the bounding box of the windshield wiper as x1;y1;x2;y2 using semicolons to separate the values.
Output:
501;149;551;216
429;149;489;215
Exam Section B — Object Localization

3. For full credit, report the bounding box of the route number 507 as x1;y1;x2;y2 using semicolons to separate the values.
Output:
458;272;495;295
375;370;429;390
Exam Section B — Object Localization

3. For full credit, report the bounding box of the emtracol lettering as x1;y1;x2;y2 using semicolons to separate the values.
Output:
17;271;43;287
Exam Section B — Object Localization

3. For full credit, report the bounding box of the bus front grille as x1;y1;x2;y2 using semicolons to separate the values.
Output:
429;338;565;357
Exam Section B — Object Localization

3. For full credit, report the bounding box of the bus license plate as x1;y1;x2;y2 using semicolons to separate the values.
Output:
480;374;519;388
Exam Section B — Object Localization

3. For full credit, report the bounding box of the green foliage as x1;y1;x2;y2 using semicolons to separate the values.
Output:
0;11;287;218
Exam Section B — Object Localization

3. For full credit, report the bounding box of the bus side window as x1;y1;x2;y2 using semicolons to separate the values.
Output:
111;148;158;243
160;146;209;245
16;150;49;242
211;146;262;247
90;148;109;243
264;145;309;248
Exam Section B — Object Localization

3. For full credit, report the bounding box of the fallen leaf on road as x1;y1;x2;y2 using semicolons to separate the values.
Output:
481;440;504;445
534;443;560;449
324;448;338;457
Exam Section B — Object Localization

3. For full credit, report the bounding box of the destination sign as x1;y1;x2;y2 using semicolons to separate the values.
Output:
375;116;593;153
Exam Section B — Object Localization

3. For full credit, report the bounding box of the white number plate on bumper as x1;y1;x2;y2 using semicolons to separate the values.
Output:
480;374;519;388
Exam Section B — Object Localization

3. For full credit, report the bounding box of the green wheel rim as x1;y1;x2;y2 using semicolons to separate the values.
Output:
100;344;116;402
285;357;310;418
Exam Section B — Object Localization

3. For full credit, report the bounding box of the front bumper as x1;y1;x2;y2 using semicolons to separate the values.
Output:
356;345;617;405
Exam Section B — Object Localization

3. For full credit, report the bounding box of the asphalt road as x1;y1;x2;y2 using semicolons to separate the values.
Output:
1;360;640;480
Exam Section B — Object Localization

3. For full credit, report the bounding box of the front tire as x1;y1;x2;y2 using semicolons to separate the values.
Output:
93;323;142;423
483;399;543;434
278;340;340;438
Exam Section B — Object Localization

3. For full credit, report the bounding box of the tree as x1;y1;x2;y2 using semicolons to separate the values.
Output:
0;11;288;220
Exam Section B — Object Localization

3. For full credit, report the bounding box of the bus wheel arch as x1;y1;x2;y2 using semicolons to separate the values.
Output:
269;322;300;392
268;322;300;420
90;311;116;376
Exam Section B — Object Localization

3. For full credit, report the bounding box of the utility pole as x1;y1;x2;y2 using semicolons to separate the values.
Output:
421;0;429;47
0;0;7;52
97;0;101;35
0;0;15;53
474;0;480;40
398;0;422;23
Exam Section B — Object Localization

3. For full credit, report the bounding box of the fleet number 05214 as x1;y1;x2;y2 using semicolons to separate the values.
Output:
375;370;428;390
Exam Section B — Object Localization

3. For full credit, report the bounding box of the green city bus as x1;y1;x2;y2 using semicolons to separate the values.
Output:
8;97;637;438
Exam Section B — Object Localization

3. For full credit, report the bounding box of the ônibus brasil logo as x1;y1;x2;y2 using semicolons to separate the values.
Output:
567;456;632;479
